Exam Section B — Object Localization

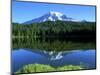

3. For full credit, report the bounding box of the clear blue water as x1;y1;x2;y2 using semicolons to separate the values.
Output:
12;49;96;72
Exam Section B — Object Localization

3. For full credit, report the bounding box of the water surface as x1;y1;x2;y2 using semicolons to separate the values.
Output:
12;49;96;72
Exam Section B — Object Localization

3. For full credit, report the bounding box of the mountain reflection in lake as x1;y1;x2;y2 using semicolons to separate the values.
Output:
12;49;96;72
12;37;96;73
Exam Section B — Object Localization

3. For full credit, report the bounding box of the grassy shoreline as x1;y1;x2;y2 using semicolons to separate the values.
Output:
15;64;84;74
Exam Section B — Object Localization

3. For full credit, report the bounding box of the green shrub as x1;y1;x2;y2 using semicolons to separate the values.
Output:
57;65;82;71
15;64;83;74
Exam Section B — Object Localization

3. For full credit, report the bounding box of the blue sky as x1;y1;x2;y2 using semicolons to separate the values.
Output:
12;1;96;23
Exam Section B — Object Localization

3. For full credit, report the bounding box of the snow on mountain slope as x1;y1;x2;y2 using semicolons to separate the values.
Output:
23;11;78;24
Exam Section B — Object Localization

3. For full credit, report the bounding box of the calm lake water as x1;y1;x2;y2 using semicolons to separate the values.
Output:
12;49;96;72
12;38;96;73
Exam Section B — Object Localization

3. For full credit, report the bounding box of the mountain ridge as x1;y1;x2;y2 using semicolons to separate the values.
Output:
23;11;79;24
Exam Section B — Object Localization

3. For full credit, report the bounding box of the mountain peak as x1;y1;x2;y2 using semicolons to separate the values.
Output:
49;11;63;16
23;11;79;24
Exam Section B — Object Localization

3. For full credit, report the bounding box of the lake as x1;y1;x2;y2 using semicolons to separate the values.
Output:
12;38;96;73
12;49;96;73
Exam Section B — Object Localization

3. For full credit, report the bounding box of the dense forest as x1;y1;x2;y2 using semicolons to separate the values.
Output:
12;20;96;38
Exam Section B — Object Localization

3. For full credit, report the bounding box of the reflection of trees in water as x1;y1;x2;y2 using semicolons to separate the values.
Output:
12;37;96;51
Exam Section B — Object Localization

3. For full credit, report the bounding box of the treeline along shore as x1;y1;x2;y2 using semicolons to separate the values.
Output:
12;20;96;39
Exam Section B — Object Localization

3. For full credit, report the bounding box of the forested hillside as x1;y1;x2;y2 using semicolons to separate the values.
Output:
12;21;96;38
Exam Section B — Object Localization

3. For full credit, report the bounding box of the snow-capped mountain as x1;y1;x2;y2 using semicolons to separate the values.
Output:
23;11;78;24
